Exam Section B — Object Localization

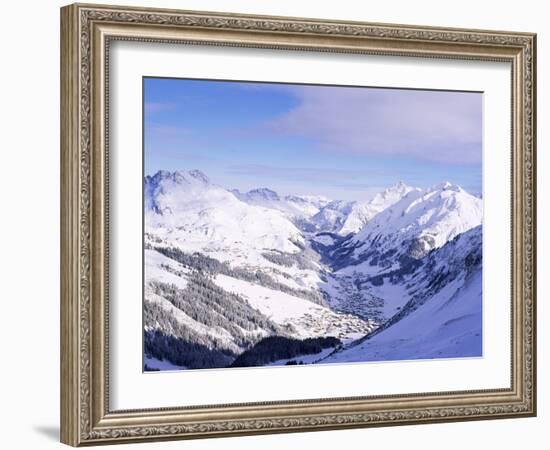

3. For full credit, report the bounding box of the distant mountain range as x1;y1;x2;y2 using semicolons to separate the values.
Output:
143;169;482;370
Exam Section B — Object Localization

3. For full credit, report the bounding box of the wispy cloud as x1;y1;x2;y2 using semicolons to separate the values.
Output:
266;86;482;165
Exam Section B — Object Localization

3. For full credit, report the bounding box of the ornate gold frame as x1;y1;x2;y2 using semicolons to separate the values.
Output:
60;3;536;446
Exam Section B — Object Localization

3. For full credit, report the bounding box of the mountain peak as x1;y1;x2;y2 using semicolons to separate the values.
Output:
347;179;482;264
187;169;210;184
149;169;171;181
430;181;462;193
368;181;418;207
395;180;407;189
246;188;280;201
149;169;210;186
386;180;416;194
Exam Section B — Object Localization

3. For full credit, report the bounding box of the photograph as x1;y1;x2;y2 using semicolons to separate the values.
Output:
56;2;537;446
143;78;484;371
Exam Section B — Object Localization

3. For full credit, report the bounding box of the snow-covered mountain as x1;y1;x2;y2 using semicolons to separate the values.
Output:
144;246;377;370
310;200;355;234
145;170;304;260
143;169;483;370
338;182;419;235
331;181;482;275
232;187;331;228
144;170;377;369
310;181;418;235
322;225;482;363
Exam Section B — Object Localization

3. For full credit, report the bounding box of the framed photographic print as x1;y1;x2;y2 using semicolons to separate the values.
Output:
60;3;537;446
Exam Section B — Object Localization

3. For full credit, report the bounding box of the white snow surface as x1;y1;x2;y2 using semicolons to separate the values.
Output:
322;273;411;320
214;274;376;341
143;170;483;369
144;356;187;371
332;182;482;278
310;200;354;233
144;248;271;354
339;182;419;235
145;170;304;256
144;170;329;293
233;187;330;220
145;289;245;353
352;182;482;252
311;234;337;246
322;270;482;363
144;249;189;290
324;226;483;362
309;182;418;235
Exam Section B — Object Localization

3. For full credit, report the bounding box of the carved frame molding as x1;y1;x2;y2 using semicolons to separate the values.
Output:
60;3;536;446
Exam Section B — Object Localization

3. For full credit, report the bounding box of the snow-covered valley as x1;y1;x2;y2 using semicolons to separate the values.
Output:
143;170;483;371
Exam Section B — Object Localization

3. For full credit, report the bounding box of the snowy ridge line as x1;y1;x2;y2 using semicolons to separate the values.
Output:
321;226;482;363
144;169;483;369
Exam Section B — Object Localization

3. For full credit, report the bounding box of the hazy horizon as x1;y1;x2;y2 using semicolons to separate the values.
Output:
145;168;482;202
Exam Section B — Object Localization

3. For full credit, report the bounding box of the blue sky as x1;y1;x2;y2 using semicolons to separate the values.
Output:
144;77;482;200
